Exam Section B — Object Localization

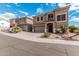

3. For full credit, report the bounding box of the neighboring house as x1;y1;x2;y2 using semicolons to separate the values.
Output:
0;20;10;30
32;6;70;33
10;17;33;31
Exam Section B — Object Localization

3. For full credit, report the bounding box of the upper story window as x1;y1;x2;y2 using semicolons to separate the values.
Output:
48;14;53;21
57;14;66;21
37;17;39;21
48;14;53;18
41;17;43;21
57;15;61;21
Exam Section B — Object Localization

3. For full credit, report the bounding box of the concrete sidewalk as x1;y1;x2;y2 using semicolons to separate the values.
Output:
0;31;79;46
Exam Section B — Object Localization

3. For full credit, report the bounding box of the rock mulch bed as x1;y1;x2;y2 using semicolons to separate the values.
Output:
48;33;79;41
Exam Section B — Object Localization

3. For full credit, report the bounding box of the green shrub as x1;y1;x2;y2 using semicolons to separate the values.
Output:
69;25;77;33
73;29;79;33
15;26;22;32
11;28;15;33
9;26;22;33
43;32;50;38
60;26;67;33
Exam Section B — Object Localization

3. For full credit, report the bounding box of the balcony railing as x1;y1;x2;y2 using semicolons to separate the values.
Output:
48;18;54;21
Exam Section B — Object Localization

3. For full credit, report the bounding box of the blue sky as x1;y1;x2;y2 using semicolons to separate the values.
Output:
0;3;79;26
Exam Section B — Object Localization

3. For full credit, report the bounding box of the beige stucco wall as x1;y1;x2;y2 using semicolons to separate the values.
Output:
33;17;37;24
26;18;33;24
10;19;16;24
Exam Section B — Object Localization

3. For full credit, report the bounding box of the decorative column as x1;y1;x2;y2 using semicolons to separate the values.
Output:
32;26;35;32
53;23;56;33
44;23;47;33
66;11;69;34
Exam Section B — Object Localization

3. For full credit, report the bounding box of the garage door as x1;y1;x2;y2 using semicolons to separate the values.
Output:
34;26;44;32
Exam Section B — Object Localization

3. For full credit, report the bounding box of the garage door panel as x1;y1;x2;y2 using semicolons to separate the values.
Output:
35;27;44;32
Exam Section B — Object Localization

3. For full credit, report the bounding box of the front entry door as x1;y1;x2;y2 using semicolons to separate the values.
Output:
47;23;53;33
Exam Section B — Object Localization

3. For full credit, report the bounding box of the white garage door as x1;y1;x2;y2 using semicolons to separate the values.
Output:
35;26;44;32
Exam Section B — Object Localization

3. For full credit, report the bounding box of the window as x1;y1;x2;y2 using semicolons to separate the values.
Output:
37;17;39;21
41;17;43;21
62;14;66;20
48;14;53;21
48;14;53;18
57;15;61;21
57;14;66;21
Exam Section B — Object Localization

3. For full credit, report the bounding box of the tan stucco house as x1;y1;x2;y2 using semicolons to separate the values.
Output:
32;6;70;33
10;17;33;31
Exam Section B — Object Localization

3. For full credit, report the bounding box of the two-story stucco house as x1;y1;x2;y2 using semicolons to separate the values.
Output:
10;17;33;31
32;6;70;33
15;17;33;31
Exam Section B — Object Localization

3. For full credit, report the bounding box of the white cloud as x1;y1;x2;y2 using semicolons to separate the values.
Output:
69;16;79;22
45;3;49;6
50;3;56;6
6;4;11;7
58;3;79;11
15;3;18;5
19;10;29;16
0;13;16;22
27;15;36;19
36;8;43;14
69;10;79;17
45;3;56;7
31;15;35;16
58;3;68;7
69;3;79;11
58;3;79;18
0;13;16;29
14;3;20;6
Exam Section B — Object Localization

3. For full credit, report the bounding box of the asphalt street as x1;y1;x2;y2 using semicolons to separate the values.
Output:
0;33;79;56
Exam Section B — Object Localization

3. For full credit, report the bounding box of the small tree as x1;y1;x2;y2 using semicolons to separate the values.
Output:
9;26;22;33
15;26;22;32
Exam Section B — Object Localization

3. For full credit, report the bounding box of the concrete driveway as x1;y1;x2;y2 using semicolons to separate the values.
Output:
0;32;79;56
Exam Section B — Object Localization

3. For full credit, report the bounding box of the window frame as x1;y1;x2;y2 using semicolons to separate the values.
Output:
48;14;53;18
37;17;39;21
57;15;61;21
41;17;43;21
57;14;66;21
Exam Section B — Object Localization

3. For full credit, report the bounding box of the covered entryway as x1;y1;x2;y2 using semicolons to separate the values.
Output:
47;23;53;33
